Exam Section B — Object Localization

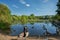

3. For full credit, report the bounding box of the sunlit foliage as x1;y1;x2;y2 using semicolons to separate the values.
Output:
0;4;12;30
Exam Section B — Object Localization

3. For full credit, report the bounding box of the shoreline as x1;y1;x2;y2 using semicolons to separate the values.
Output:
0;33;60;40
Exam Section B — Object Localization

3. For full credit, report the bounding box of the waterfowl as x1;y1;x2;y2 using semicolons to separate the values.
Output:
18;26;29;38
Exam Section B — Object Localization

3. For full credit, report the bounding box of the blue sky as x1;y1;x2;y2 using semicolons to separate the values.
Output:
0;0;58;16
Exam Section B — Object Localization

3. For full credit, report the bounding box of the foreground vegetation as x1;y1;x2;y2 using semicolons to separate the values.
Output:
0;4;12;31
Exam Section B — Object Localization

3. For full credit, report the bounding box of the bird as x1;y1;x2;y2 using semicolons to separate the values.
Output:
18;26;29;38
19;32;29;38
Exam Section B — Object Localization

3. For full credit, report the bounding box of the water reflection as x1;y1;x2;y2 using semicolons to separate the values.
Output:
10;22;57;36
30;22;34;29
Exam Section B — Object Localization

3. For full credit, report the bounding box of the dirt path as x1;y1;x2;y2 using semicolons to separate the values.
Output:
0;33;60;40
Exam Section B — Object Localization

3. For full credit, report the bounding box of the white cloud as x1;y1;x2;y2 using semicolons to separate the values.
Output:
26;4;30;7
35;8;40;11
12;5;19;8
43;0;49;3
22;1;26;4
20;0;26;4
19;0;30;7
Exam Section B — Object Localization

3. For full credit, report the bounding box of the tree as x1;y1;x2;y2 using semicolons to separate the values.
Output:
20;15;28;25
12;15;19;22
0;4;11;14
0;4;12;30
30;14;34;16
29;14;35;20
0;4;12;23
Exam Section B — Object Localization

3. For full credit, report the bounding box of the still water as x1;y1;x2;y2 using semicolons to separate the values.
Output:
10;22;57;36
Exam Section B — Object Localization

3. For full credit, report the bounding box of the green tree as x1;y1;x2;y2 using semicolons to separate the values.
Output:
20;15;28;25
0;4;12;30
29;14;35;20
0;4;12;23
12;15;19;22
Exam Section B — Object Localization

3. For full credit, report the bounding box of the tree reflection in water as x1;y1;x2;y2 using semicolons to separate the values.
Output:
43;25;49;40
30;22;34;29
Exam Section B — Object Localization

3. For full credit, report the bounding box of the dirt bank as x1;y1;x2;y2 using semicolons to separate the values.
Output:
0;33;60;40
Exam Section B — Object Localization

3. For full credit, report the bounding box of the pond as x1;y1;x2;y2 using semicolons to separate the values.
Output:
10;22;57;36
